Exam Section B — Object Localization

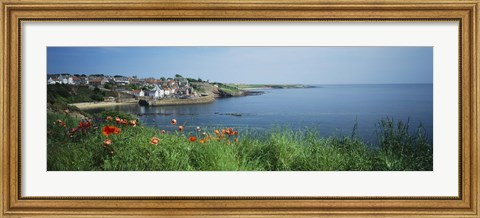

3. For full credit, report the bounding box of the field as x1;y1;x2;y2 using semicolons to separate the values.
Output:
47;110;433;171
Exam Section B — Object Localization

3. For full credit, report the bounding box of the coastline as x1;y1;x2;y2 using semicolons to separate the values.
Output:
69;101;138;109
70;95;216;109
143;95;215;106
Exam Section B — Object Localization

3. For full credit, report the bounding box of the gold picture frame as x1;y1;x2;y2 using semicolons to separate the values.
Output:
1;0;478;217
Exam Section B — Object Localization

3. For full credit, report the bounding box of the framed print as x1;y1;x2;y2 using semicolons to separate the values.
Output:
1;0;478;217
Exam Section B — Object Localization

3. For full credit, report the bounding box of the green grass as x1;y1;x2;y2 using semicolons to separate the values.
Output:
47;111;433;171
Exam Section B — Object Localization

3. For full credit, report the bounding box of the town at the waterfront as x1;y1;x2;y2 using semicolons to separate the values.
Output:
47;73;309;109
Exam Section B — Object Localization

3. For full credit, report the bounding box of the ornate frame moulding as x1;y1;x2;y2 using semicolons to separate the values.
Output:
1;0;478;217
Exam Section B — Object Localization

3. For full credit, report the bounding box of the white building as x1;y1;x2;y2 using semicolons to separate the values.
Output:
147;85;164;99
132;90;144;97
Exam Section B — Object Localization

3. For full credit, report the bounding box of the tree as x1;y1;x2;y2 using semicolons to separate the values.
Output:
175;74;183;78
160;77;166;81
198;78;203;82
104;83;113;90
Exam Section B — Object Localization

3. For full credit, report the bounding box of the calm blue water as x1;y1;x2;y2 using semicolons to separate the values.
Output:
85;84;433;143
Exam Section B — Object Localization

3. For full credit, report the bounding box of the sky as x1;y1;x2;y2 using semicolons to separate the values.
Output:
47;47;433;84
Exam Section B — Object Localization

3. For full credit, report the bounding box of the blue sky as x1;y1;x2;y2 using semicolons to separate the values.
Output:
47;47;432;84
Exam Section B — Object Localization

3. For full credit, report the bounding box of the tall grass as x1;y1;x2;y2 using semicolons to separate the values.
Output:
47;111;432;171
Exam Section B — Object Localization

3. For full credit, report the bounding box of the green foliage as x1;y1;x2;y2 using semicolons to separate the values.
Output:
47;112;433;171
175;74;183;78
103;82;113;90
376;118;433;170
100;110;138;122
48;84;105;105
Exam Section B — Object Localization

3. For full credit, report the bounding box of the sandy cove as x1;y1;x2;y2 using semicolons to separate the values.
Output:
69;101;138;109
70;95;216;109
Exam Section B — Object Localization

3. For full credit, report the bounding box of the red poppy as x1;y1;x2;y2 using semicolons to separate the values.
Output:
103;139;113;147
129;120;137;127
102;125;121;137
115;117;121;124
171;119;177;125
150;137;160;145
189;136;197;142
106;116;113;121
55;119;66;127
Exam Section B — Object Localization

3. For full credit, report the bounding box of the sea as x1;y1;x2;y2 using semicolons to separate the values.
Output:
85;84;433;144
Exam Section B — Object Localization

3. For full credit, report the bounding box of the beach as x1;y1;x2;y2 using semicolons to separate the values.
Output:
69;101;138;109
70;95;216;109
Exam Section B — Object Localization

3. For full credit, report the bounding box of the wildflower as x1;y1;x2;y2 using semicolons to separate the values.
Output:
214;129;220;135
150;137;160;145
233;131;238;135
115;117;121;124
178;126;184;132
70;127;78;134
171;119;177;125
199;139;205;144
161;130;166;134
233;138;238;143
196;126;201;132
225;129;231;135
120;119;128;125
103;139;113;148
202;132;207;136
102;125;121;137
106;116;113;121
129;120;137;127
189;136;197;142
78;120;92;129
55;119;66;127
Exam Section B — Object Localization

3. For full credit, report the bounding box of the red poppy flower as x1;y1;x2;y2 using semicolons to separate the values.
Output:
129;120;137;127
106;116;113;121
150;137;160;145
102;125;121;137
55;119;66;127
189;136;197;142
115;117;121;124
171;119;177;125
103;139;113;147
